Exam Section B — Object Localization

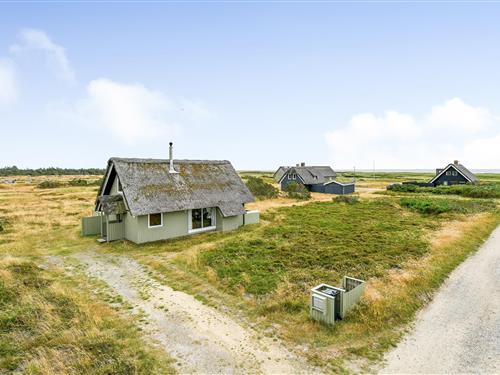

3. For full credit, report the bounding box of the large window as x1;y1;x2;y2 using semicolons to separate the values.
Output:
190;208;215;232
148;213;163;228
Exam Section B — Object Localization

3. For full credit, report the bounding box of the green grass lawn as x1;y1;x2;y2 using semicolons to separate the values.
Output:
202;200;439;296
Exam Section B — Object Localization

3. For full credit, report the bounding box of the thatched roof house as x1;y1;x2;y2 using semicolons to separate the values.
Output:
82;144;259;244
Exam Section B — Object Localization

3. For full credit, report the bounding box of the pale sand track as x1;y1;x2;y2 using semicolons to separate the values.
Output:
382;225;500;374
74;251;319;375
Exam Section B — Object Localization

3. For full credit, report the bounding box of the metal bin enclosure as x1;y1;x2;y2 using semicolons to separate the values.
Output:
310;276;365;325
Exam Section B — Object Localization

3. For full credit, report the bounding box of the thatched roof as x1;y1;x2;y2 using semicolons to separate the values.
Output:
97;158;254;217
279;166;336;184
98;194;126;215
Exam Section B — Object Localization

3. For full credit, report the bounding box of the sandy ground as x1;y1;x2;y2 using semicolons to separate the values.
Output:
381;225;500;374
73;251;319;375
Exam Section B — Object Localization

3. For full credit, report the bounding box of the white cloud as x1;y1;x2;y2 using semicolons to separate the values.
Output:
62;78;206;145
326;98;500;169
0;58;17;105
10;28;75;83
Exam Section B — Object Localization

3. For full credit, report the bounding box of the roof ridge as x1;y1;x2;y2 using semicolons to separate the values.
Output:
110;158;230;165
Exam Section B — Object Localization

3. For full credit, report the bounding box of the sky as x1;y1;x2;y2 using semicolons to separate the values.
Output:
0;2;500;170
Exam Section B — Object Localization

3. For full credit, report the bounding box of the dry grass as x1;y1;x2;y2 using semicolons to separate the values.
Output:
1;173;499;373
0;177;175;374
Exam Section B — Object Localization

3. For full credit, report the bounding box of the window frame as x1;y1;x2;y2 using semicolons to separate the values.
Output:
148;213;163;228
188;207;216;234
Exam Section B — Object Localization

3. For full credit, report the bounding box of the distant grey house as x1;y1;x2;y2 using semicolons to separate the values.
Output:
82;144;259;243
277;163;355;195
429;160;478;186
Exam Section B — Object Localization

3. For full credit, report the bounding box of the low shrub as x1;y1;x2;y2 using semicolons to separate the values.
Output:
431;184;500;199
388;182;500;199
245;176;279;199
89;178;103;186
334;195;359;204
387;183;419;193
284;181;311;200
37;180;63;189
400;197;495;215
68;178;88;186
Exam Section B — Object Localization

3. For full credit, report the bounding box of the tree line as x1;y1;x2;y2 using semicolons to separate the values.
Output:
0;166;105;176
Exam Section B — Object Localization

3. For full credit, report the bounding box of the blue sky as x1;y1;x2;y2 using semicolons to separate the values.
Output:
0;2;499;170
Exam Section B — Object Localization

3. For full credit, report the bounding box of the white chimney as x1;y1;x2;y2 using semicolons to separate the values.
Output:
169;142;179;174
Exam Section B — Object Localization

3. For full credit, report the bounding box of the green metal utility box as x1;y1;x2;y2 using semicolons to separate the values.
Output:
310;276;365;325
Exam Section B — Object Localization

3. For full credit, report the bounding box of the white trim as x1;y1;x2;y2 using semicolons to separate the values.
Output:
116;178;123;193
148;213;163;228
324;180;355;186
188;225;216;234
429;164;472;184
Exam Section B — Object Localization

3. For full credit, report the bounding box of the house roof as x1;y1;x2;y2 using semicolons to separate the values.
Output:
429;162;478;184
273;166;289;182
96;158;254;217
98;194;126;215
324;180;355;186
279;166;336;184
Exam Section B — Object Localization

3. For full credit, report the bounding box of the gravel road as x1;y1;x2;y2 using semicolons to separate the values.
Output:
382;225;500;374
74;251;319;374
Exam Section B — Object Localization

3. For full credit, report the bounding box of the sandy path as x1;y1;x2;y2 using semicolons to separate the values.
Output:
74;251;318;375
382;225;500;374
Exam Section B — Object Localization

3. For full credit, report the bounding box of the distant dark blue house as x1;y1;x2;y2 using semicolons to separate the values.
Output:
277;163;355;195
429;160;478;186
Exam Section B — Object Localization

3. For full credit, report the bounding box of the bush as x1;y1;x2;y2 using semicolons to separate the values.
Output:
431;184;500;199
388;182;500;199
245;176;279;199
68;178;88;186
89;178;103;186
334;195;359;204
37;180;63;189
400;197;495;215
387;183;419;192
284;182;311;200
400;198;454;214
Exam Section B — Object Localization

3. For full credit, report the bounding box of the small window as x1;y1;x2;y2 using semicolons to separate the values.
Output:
452;171;458;176
446;171;452;176
288;174;293;180
148;213;162;228
292;173;297;179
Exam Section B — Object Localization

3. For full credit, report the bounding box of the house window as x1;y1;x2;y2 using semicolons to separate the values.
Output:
189;208;215;232
452;171;458;176
292;173;296;179
446;171;452;176
148;213;163;228
288;173;293;180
